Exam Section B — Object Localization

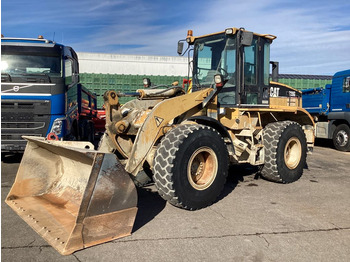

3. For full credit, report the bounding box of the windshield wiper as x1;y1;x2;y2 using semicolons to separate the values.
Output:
17;72;52;83
1;73;12;82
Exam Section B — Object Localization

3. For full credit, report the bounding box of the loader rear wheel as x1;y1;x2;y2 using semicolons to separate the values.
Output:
260;121;307;183
332;124;350;151
153;124;229;210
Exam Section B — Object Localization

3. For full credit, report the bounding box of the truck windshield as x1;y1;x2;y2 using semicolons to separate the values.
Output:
1;43;62;77
193;33;237;105
1;53;61;76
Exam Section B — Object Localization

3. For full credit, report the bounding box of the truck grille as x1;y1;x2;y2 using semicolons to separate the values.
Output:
2;122;46;129
1;100;51;151
1;133;42;141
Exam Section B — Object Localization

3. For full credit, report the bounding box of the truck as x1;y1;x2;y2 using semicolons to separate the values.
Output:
302;70;350;151
6;27;315;255
1;36;97;153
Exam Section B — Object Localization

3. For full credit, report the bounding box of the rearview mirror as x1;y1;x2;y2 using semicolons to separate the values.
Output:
240;31;253;46
177;41;184;55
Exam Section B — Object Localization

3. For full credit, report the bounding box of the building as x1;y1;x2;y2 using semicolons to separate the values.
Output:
78;52;188;76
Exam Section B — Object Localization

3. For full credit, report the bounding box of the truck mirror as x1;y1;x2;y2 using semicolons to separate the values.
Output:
177;41;184;55
240;31;253;46
65;56;80;88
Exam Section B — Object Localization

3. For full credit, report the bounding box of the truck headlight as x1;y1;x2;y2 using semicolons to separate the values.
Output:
50;118;65;136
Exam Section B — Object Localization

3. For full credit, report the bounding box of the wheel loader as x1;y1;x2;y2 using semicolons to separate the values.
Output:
5;27;315;255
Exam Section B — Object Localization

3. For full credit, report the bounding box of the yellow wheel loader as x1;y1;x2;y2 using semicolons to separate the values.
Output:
6;27;315;255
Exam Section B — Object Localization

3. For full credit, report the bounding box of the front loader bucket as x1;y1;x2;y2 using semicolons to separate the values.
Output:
5;136;138;255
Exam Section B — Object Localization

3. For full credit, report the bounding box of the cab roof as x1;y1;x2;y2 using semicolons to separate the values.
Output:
1;37;59;48
186;27;276;44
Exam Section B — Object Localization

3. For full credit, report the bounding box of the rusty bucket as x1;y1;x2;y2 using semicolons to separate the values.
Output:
5;136;138;255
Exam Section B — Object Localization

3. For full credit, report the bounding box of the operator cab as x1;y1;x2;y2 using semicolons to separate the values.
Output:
179;28;279;107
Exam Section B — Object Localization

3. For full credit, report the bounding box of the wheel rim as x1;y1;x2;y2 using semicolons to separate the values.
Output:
336;130;349;147
284;137;302;169
187;147;218;190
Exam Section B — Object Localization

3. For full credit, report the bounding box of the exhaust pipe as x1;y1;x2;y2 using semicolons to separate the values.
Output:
270;61;279;82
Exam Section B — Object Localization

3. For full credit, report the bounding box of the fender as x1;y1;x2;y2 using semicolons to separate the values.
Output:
187;115;233;143
328;112;350;124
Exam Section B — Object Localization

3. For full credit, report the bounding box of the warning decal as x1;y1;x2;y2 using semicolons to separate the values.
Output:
154;116;164;127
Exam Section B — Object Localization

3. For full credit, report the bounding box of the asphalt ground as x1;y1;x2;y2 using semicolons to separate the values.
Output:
1;139;350;262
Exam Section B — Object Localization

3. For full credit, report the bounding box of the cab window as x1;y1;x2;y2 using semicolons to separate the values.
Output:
343;76;350;93
244;39;257;86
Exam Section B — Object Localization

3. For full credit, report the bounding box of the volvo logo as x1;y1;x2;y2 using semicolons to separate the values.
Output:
1;83;56;93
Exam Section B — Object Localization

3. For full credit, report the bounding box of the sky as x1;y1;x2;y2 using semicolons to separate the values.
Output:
1;0;350;75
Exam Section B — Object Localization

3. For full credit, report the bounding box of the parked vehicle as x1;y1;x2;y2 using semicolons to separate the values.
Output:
302;70;350;151
1;36;97;153
92;109;106;136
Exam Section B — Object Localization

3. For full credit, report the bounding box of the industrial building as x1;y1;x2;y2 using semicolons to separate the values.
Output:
77;52;188;76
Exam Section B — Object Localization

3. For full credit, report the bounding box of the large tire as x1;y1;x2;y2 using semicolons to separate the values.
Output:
332;124;350;152
153;124;229;210
261;121;307;183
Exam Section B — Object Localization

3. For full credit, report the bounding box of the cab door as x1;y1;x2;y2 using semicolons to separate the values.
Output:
238;36;271;106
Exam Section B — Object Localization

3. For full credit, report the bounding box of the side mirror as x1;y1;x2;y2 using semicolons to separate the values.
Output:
65;56;79;88
177;41;184;55
240;31;253;46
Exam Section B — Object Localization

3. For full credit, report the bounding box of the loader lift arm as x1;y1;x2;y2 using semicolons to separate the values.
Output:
103;88;214;176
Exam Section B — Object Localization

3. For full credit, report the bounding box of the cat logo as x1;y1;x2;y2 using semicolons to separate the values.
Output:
270;87;280;97
154;116;164;127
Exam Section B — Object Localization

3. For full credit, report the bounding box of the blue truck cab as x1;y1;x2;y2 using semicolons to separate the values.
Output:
302;70;350;151
1;36;97;152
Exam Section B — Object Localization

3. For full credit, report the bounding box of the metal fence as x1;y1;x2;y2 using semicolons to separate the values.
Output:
80;73;333;108
80;73;185;108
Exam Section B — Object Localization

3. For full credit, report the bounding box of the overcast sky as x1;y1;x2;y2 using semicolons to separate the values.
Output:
2;0;349;75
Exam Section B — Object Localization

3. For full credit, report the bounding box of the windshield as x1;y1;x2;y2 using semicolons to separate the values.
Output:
193;34;236;86
1;53;62;76
193;33;237;105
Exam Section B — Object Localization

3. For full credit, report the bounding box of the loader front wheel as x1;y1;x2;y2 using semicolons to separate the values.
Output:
261;121;307;183
153;124;229;210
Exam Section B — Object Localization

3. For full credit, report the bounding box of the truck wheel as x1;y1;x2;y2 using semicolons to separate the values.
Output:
333;124;350;151
79;120;95;144
261;121;307;183
153;124;229;210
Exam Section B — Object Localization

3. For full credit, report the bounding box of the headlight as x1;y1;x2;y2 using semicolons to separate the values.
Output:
143;78;151;88
50;118;65;136
214;74;224;88
225;28;234;35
